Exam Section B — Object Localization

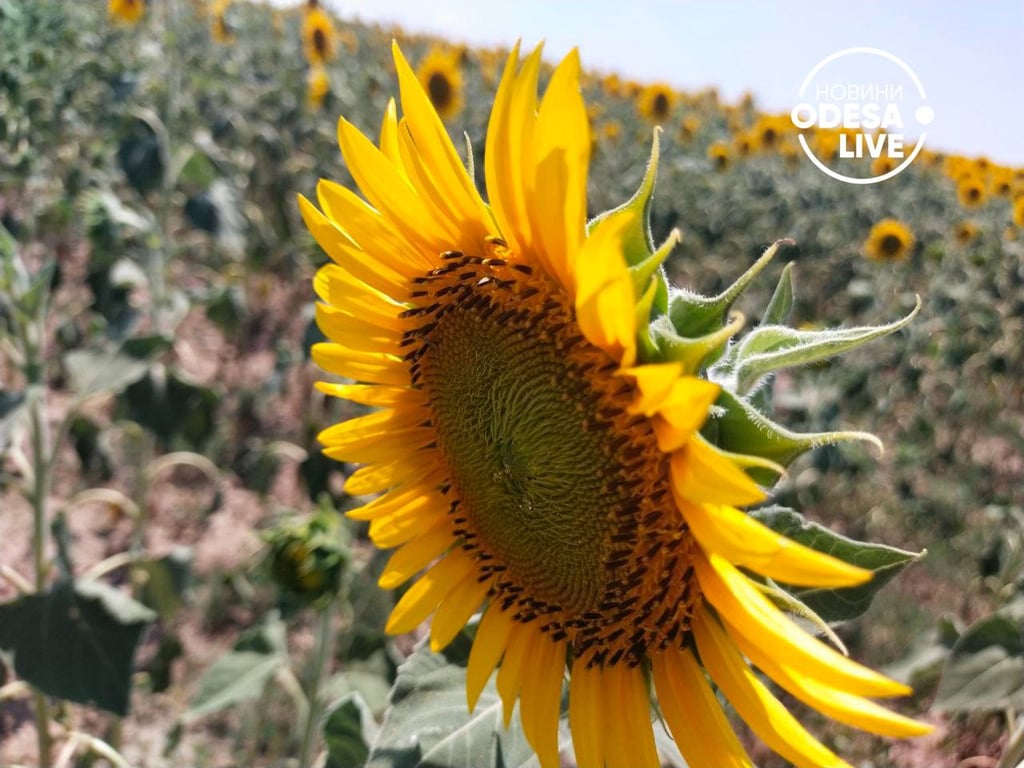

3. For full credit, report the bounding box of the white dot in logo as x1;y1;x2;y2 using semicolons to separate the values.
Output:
915;105;935;126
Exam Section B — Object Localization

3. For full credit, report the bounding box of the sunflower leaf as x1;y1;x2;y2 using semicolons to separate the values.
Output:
324;691;378;768
367;632;566;768
730;297;920;394
750;505;925;624
0;579;155;716
761;261;795;326
704;388;881;484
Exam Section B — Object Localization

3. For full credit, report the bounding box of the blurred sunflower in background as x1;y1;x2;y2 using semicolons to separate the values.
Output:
956;175;987;209
210;0;234;44
306;65;329;110
637;82;675;124
954;220;980;245
865;218;915;261
108;0;144;25
302;6;336;66
416;46;464;122
301;40;929;768
708;140;731;171
1014;195;1024;228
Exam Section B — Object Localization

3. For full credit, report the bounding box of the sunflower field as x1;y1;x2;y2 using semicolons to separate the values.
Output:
1;1;1023;767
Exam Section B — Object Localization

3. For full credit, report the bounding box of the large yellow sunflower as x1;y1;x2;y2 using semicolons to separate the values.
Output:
108;0;144;25
300;42;929;768
416;47;464;123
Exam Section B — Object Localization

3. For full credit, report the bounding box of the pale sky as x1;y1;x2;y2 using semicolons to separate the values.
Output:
320;0;1024;165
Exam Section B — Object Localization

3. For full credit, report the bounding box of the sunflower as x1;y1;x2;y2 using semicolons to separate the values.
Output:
302;7;336;66
301;42;929;768
306;65;329;110
864;219;915;261
954;220;979;245
108;0;144;25
1014;195;1024;228
210;0;234;45
708;140;731;171
956;174;987;208
416;47;464;123
637;83;675;124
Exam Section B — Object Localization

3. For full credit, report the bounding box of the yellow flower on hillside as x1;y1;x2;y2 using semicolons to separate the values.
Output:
637;83;675;124
300;41;930;768
307;65;329;110
1014;195;1024;228
864;219;915;261
416;47;464;123
302;7;336;66
954;220;979;244
957;175;987;208
708;140;731;171
108;0;144;25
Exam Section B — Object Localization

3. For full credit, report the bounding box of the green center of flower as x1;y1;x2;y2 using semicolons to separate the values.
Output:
403;252;701;665
415;263;620;614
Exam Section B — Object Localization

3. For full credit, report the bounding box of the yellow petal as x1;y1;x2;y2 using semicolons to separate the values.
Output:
378;527;452;589
692;607;852;768
574;215;637;365
670;434;766;507
385;550;476;635
495;620;534;726
678;499;872;587
311;343;409;387
651;646;753;768
604;664;660;768
727;625;933;738
430;572;490;652
466;606;515;710
518;634;565;768
378;97;403;167
316;303;404;355
314;382;426;409
568;661;605;768
695;550;911;698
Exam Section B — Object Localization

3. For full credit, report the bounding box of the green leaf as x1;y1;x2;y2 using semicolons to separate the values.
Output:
761;262;795;326
705;388;881;484
64;335;171;399
729;297;920;393
751;506;925;623
367;634;560;768
934;614;1024;712
324;692;378;768
186;613;289;718
135;547;193;620
0;579;156;715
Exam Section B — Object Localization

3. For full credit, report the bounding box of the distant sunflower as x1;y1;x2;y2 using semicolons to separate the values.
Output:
301;41;929;768
708;140;731;171
307;65;329;110
108;0;144;25
752;114;788;151
637;83;675;124
954;220;979;245
210;0;234;45
871;154;898;177
865;219;915;261
1014;195;1024;228
302;7;336;66
416;47;464;123
957;175;987;208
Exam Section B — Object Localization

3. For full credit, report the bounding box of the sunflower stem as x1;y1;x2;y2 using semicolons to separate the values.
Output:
298;598;337;768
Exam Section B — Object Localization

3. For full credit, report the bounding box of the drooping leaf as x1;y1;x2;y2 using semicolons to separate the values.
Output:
324;692;379;768
934;613;1024;713
751;505;925;623
135;547;193;620
64;335;171;399
0;579;155;715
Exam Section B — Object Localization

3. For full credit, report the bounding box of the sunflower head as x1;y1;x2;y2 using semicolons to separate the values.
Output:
1013;195;1024;228
865;218;915;261
108;0;144;25
957;174;987;208
302;7;336;66
954;219;980;244
301;41;928;768
637;83;675;124
708;140;731;171
416;47;464;123
306;65;330;110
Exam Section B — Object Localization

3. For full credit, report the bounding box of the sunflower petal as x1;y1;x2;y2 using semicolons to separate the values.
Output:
385;550;476;635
